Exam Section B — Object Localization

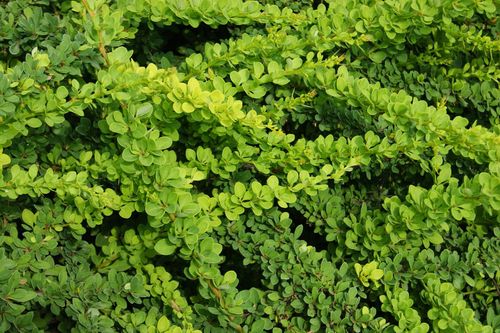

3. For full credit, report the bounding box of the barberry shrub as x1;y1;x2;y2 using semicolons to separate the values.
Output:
0;0;499;332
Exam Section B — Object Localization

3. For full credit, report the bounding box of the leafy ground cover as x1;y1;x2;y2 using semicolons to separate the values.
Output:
0;0;499;332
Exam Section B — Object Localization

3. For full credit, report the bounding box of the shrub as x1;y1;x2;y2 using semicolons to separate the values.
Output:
0;0;499;332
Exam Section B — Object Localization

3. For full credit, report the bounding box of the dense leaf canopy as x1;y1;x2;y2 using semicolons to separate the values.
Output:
0;0;499;332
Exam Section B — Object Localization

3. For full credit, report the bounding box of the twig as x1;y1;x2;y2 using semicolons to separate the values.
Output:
81;0;109;66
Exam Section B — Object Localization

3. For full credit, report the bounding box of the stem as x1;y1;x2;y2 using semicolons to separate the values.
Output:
81;0;109;66
206;280;243;333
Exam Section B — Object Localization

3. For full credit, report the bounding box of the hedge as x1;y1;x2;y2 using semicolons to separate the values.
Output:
0;0;499;332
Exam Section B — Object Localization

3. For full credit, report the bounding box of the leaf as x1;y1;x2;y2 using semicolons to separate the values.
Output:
0;153;11;167
251;319;266;333
26;118;43;128
107;112;128;134
293;225;303;238
119;203;135;219
286;57;302;70
107;47;133;65
336;76;347;92
34;53;50;67
234;182;246;197
369;269;384;280
9;289;37;302
279;191;296;203
354;263;363;276
157;316;170;332
156;137;172;150
181;102;195;113
253;62;265;79
267;175;279;189
267;61;281;74
154;239;176;256
56;86;69;99
321;164;333;175
437;319;448;330
272;77;290;85
21;209;36;226
437;164;452;184
369;51;387;64
229;71;241;85
287;170;298;184
427;232;444;245
250;181;262;194
248;86;267;99
223;271;237;284
136;103;153;117
122;148;137;162
450;207;462;220
145;202;164;217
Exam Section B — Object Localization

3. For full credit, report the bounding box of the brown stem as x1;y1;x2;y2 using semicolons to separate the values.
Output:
207;280;222;301
206;280;243;332
81;0;109;66
170;300;181;313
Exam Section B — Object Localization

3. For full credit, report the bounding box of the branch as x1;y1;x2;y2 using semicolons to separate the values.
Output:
81;0;109;66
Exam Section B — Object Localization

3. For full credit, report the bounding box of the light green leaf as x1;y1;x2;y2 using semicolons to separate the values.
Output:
9;289;37;302
234;182;246;197
136;103;153;117
157;316;170;332
369;269;384;280
253;62;265;79
26;118;43;128
145;202;164;217
154;239;176;256
21;209;36;226
56;86;69;99
0;153;11;167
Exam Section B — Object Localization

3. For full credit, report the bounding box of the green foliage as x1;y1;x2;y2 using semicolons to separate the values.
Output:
0;0;499;332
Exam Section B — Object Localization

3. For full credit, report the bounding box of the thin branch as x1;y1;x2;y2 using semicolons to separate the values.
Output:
81;0;109;66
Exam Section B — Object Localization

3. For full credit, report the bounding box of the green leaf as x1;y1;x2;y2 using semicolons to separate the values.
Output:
107;47;133;65
428;232;444;245
267;292;280;301
157;316;170;332
21;209;36;226
369;269;384;280
223;271;237;284
136;103;153;117
248;86;267;99
107;112;129;134
145;202;164;217
26;118;43;128
154;239;176;256
119;203;135;219
251;319;266;333
272;77;290;85
56;86;69;99
0;153;11;167
9;289;37;302
181;102;195;113
267;61;281;74
354;263;363;276
34;53;50;67
267;175;279;189
287;170;298;185
253;62;265;79
369;51;387;64
450;207;462;220
156;137;172;150
234;182;246;197
437;319;448;330
437;164;452;184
